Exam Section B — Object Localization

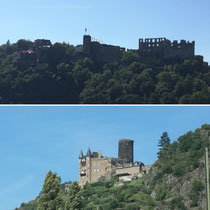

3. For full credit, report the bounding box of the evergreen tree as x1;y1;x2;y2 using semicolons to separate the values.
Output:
37;170;63;210
65;181;82;210
158;131;171;147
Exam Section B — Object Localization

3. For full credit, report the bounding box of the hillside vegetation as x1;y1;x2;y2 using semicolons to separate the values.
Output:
0;40;210;104
16;124;210;210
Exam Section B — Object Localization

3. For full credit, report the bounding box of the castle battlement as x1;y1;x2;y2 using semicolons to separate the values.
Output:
138;37;195;59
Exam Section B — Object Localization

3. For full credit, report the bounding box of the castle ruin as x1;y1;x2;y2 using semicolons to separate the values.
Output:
76;35;195;63
80;35;125;62
14;34;196;67
78;139;151;187
138;37;195;59
15;39;52;67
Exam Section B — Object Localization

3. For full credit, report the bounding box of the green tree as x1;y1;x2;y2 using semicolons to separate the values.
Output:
122;51;140;65
16;39;33;51
158;131;170;147
37;170;63;210
65;181;82;210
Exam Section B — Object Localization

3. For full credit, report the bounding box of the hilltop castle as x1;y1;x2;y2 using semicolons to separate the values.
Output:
76;35;195;63
14;39;52;67
14;35;196;67
78;139;151;187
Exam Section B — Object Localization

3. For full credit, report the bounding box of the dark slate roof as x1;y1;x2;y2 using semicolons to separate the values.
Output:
86;148;91;156
79;150;83;159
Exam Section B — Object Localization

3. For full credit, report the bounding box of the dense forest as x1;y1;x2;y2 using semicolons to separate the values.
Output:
0;39;210;104
16;124;210;210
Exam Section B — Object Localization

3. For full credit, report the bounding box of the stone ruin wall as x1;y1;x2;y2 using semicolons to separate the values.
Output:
91;42;125;62
82;35;125;62
138;37;195;59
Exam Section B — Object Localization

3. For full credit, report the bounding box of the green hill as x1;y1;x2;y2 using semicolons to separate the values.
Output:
0;40;210;104
16;124;210;210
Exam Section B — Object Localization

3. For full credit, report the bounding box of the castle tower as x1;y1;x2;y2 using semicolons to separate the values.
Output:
83;35;91;55
118;139;134;164
139;38;144;50
79;149;87;186
86;148;91;183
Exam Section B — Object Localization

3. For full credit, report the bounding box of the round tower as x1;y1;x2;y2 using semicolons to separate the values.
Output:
118;139;134;164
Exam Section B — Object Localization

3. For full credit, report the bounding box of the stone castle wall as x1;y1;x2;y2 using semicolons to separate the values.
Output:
116;165;141;176
79;156;116;187
89;157;115;183
138;37;195;59
82;35;125;62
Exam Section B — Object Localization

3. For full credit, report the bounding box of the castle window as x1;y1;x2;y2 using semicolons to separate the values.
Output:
98;163;100;166
97;169;99;172
94;169;96;172
93;163;96;166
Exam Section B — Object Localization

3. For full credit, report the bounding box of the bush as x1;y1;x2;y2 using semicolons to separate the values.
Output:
155;183;169;201
125;203;140;210
172;164;185;177
189;179;204;207
170;196;187;210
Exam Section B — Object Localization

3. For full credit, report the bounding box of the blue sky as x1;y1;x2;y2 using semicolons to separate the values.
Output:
0;106;210;209
0;0;210;63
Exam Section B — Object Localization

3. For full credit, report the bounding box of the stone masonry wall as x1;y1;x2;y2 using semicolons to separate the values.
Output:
90;158;115;183
79;157;116;187
116;165;141;176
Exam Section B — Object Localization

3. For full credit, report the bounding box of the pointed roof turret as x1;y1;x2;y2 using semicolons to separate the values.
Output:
79;150;83;159
86;147;91;157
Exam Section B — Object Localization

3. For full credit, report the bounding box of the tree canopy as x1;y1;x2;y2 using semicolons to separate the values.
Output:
37;170;63;210
158;131;171;147
0;39;209;104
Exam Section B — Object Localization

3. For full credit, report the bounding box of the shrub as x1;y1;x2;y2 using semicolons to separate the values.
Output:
189;179;204;207
170;196;187;210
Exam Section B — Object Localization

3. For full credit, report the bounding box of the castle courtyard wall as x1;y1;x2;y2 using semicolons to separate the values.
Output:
116;165;141;176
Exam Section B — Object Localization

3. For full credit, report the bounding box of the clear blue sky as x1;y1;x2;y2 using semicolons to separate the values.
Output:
0;0;210;63
0;106;210;210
